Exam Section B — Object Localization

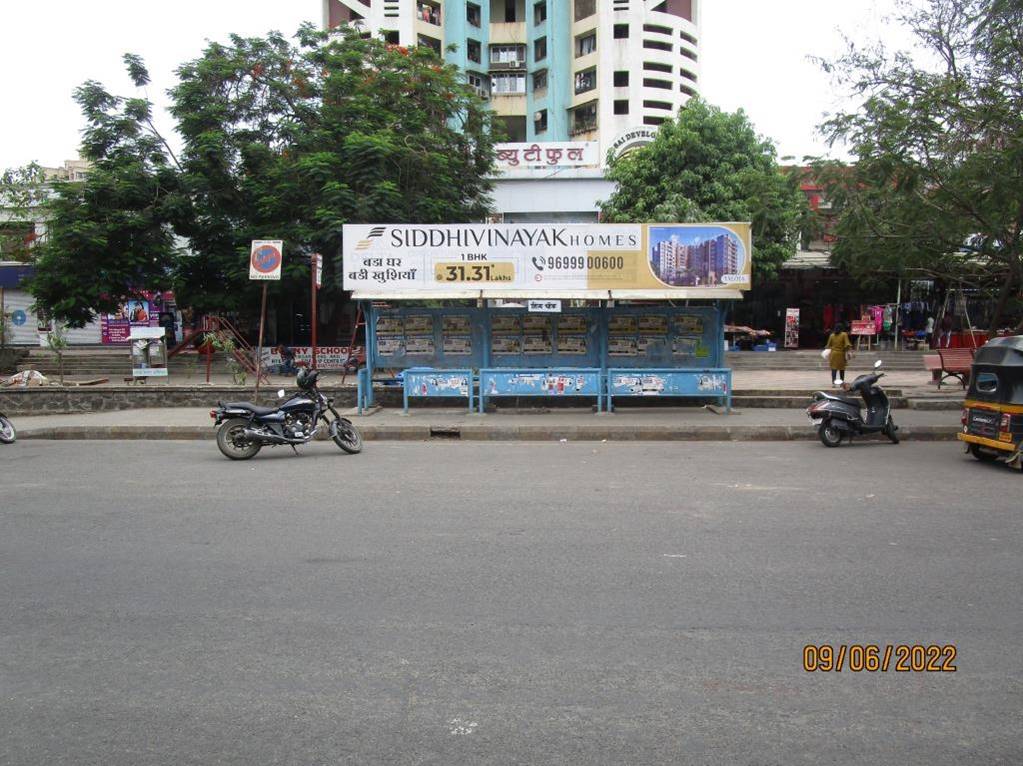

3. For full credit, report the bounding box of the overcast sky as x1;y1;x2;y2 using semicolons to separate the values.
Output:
0;1;905;170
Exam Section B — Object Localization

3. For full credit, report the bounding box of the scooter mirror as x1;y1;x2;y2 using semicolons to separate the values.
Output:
874;360;883;369
277;389;286;398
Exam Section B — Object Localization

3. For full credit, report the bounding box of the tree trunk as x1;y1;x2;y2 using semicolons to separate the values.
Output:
987;268;1016;337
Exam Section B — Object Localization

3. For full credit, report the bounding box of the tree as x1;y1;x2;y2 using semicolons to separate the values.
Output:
166;24;495;314
28;56;181;327
29;26;495;327
599;98;808;281
816;0;1023;333
0;163;49;262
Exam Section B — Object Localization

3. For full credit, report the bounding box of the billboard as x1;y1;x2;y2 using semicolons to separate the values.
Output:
342;223;751;296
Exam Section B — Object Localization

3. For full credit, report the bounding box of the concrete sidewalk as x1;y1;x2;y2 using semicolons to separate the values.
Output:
11;405;962;442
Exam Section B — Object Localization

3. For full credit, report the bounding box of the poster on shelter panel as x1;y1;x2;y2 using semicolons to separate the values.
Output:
342;223;752;295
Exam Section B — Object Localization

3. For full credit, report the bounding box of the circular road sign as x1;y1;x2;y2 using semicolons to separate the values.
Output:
251;243;282;274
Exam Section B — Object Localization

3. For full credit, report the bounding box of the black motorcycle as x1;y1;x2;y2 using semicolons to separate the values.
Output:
806;360;900;447
211;369;363;460
0;411;15;444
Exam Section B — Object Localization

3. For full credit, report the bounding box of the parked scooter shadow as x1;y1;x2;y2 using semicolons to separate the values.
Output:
806;360;900;447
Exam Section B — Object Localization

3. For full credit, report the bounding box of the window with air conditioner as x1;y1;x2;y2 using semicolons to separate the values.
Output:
490;44;526;66
534;109;548;133
467;72;490;98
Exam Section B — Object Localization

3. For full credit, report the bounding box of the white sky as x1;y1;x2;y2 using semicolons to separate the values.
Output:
0;1;906;170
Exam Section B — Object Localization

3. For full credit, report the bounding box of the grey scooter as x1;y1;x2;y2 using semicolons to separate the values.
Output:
806;360;900;447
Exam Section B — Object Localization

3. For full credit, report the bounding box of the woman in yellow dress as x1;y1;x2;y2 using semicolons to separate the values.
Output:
825;323;853;386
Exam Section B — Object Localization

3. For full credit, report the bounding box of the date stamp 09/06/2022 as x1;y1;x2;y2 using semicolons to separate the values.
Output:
803;644;957;673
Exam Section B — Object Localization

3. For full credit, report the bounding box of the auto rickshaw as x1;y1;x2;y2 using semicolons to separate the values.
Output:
957;335;1023;471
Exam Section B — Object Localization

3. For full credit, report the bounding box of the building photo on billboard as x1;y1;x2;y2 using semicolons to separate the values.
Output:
649;226;745;288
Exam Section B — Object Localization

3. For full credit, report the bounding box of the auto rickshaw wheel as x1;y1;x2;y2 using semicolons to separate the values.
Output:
969;444;998;462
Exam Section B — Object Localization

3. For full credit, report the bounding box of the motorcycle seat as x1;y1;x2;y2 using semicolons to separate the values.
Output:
223;401;278;416
818;393;862;407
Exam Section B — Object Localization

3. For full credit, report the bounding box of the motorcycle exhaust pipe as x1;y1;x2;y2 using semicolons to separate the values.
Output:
241;428;305;445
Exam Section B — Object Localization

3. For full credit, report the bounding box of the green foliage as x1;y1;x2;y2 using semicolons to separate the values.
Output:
0;162;49;262
29;70;181;327
29;26;495;326
816;0;1023;331
599;98;808;280
167;24;495;314
45;325;69;385
202;331;247;384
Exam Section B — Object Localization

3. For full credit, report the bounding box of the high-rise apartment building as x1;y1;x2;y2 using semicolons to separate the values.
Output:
322;0;700;161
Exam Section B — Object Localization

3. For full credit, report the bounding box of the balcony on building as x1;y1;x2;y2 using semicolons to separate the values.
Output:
416;1;441;26
490;0;527;43
418;34;442;55
574;68;597;96
569;101;598;136
467;71;491;100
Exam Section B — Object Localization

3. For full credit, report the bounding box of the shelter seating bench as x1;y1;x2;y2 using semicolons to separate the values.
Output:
606;368;732;414
401;369;474;414
478;368;604;413
934;348;975;389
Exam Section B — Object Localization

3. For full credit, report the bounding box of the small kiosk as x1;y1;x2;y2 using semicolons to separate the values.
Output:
128;326;169;380
343;223;750;413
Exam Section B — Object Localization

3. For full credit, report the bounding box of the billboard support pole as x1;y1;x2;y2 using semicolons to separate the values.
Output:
254;283;268;396
311;255;318;370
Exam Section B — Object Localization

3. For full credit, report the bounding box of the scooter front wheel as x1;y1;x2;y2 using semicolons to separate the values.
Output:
818;421;843;448
884;420;900;444
0;415;16;444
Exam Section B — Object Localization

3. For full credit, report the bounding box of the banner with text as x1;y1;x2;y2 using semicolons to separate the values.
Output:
343;223;752;295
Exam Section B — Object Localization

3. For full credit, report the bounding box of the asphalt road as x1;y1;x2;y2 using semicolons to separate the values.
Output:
2;440;1021;765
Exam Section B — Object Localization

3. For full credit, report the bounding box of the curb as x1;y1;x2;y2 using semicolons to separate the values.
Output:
17;425;960;442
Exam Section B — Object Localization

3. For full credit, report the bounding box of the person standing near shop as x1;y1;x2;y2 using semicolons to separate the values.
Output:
824;323;853;386
940;313;954;348
925;315;935;347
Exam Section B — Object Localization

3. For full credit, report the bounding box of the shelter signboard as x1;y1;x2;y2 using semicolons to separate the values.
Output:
342;223;751;296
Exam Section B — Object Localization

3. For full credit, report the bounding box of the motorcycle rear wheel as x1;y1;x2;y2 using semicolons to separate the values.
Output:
331;419;363;454
217;418;261;460
0;416;16;444
818;422;843;448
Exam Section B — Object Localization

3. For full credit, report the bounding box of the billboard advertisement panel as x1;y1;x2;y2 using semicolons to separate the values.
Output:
342;223;751;295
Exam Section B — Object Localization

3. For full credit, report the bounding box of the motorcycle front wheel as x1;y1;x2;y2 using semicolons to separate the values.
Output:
216;418;262;460
331;418;363;454
818;421;843;448
0;416;16;444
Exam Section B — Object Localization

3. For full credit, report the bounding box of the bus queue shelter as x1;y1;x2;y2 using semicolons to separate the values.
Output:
343;223;751;413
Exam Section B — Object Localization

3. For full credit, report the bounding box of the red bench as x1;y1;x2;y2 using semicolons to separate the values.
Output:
935;348;975;389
